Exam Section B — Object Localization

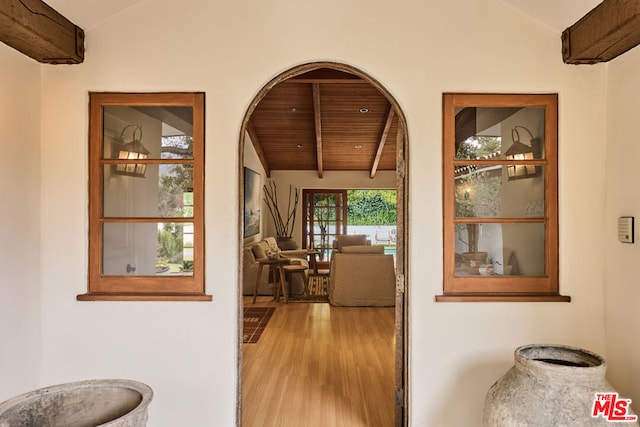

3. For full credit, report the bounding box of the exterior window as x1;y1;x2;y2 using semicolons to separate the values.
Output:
438;93;568;302
302;189;347;268
78;92;210;301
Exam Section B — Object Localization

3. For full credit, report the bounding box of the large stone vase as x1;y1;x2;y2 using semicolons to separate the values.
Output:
0;379;153;427
483;344;638;426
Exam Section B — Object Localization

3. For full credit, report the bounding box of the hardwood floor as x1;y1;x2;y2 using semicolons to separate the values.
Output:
242;297;396;427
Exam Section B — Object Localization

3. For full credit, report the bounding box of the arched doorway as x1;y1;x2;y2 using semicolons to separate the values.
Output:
237;61;409;426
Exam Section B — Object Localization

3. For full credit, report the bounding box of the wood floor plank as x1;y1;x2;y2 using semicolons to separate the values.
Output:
242;297;395;426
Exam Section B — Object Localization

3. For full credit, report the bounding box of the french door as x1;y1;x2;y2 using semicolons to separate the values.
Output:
302;189;347;268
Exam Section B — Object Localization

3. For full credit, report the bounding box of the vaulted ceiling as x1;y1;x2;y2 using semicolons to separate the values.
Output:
247;69;399;178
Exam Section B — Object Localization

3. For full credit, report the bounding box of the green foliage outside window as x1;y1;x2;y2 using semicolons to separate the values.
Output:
456;136;501;159
347;190;396;225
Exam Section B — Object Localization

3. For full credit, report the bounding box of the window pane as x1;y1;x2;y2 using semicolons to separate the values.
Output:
454;222;545;276
102;222;194;276
103;106;194;160
314;193;336;205
103;164;194;218
454;166;545;218
454;107;545;160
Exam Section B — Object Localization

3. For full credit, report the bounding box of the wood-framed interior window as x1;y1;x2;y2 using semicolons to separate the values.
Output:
78;92;210;301
437;93;569;303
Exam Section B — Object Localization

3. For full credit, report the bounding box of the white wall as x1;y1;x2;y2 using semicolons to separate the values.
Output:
31;0;614;425
0;45;42;400
604;46;640;410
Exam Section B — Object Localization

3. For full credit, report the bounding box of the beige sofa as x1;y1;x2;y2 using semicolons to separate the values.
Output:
242;237;309;296
329;245;395;306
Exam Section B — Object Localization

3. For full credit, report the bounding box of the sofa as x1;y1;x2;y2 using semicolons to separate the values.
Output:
328;244;395;306
242;237;309;296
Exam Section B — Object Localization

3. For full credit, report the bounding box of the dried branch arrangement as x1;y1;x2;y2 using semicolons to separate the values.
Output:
263;181;300;239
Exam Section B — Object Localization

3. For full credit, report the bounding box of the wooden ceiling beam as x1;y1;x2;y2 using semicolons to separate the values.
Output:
246;121;271;178
312;83;324;179
284;78;368;84
285;68;367;84
562;0;640;64
0;0;84;64
370;107;395;179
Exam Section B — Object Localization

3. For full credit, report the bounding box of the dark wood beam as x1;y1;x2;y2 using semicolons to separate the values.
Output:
562;0;640;64
284;78;368;84
312;83;324;179
370;107;395;179
0;0;84;64
285;68;367;84
246;121;271;178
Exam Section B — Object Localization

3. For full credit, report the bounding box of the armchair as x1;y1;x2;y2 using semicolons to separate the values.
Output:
330;234;371;264
329;245;395;306
243;237;308;296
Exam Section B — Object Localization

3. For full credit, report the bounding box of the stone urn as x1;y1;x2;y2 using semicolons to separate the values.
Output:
0;379;153;427
483;344;639;426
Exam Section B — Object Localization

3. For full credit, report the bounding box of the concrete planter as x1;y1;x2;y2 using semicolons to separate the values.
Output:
483;344;638;426
0;379;153;427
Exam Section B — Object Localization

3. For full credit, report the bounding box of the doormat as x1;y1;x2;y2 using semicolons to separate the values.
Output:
243;307;275;344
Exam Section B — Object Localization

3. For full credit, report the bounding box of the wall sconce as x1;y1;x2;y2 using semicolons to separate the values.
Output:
505;125;541;180
112;125;150;178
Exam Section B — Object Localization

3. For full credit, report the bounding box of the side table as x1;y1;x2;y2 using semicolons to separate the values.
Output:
306;249;320;275
252;257;289;304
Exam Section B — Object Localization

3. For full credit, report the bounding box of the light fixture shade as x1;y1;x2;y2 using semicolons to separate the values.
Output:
505;126;541;180
112;126;150;178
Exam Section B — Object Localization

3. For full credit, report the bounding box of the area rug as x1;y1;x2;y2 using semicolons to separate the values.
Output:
308;273;329;295
289;274;329;303
243;307;275;344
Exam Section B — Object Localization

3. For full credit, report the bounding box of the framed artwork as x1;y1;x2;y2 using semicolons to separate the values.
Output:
244;167;261;237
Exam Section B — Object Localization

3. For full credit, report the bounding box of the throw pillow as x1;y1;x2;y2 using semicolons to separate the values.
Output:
251;241;268;259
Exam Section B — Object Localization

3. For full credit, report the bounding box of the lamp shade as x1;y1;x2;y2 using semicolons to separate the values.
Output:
113;125;150;178
505;126;540;180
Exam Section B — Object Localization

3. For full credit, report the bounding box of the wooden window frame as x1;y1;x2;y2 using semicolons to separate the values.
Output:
302;189;348;268
78;92;210;301
437;93;569;303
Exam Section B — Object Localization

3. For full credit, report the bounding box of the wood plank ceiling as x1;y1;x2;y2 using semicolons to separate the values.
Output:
247;69;398;178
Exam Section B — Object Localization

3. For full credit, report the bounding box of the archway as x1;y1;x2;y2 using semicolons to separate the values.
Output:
237;61;409;426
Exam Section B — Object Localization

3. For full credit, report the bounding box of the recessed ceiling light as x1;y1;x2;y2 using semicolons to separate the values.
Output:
297;144;304;148
359;107;369;113
354;144;363;149
290;107;297;113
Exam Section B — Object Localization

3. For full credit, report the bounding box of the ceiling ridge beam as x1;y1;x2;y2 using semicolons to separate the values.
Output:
562;0;640;64
312;83;324;179
370;107;395;179
246;121;271;178
284;78;368;84
0;0;85;64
